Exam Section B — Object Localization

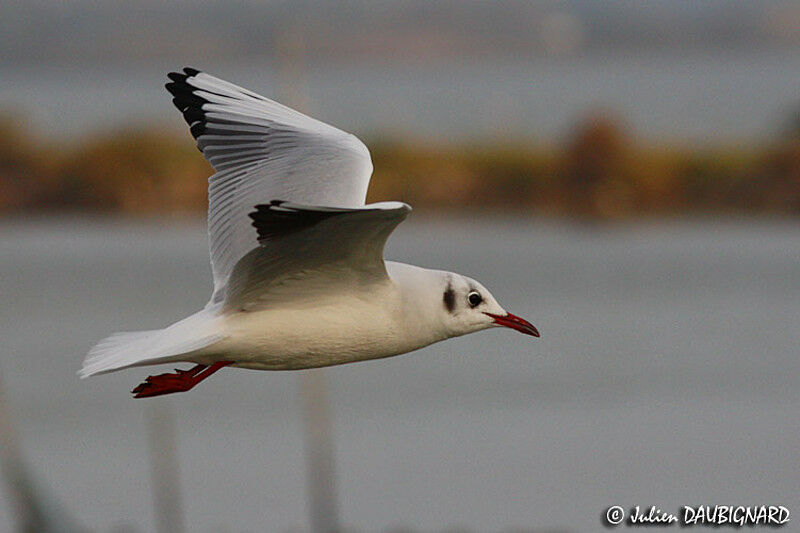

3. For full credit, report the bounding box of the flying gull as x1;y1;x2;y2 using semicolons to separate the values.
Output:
80;68;539;397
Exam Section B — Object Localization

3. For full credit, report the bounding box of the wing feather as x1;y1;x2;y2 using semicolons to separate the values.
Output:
224;201;411;311
166;68;374;302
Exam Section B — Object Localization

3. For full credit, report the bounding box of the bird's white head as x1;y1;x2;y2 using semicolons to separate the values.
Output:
436;271;540;339
389;262;539;342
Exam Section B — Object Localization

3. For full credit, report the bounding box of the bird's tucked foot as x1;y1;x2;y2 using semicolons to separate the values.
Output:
132;361;233;398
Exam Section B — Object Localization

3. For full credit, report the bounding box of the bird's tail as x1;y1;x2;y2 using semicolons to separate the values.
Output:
79;309;225;378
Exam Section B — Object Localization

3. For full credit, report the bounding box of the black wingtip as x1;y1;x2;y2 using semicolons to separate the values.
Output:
166;68;200;85
167;72;186;84
181;106;204;125
164;82;180;96
172;92;207;111
249;201;349;242
190;122;206;139
165;70;209;142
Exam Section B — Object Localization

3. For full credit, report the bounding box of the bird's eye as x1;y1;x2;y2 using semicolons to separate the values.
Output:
467;291;483;307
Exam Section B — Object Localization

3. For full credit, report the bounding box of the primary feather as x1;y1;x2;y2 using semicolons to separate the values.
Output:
166;68;374;303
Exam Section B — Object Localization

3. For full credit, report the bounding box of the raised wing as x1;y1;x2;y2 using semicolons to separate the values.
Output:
224;201;411;311
165;68;374;302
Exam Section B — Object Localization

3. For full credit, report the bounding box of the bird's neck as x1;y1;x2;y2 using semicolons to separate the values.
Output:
386;262;451;345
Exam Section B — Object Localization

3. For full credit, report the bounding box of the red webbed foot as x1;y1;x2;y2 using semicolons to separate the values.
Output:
132;361;233;398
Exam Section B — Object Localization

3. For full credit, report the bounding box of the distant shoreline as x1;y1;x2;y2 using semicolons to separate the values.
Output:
1;117;798;219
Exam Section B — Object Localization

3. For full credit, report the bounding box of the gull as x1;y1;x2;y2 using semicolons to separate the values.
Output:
80;67;539;398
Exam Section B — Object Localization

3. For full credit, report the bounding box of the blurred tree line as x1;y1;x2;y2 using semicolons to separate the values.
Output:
1;112;799;218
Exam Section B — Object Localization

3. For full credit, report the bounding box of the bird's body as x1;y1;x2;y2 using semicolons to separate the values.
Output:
187;262;445;371
81;68;538;397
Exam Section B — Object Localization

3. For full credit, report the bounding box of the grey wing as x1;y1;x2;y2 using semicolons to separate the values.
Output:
224;201;411;312
165;68;374;304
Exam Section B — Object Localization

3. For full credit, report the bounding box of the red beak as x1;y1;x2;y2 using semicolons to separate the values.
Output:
484;312;540;337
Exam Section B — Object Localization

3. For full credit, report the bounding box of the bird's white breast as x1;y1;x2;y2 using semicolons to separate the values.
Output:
206;273;444;370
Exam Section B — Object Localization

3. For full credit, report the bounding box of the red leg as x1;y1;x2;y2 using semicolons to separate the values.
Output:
132;361;233;398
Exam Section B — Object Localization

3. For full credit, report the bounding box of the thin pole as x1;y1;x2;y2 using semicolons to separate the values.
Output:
145;401;185;533
298;369;340;533
0;373;85;532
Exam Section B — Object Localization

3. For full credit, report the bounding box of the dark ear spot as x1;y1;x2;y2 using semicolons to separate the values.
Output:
443;283;456;313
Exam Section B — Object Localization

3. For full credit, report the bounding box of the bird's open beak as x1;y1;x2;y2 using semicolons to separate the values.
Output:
484;312;540;337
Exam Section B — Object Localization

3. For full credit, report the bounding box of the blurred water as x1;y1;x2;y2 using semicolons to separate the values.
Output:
2;49;800;143
0;216;798;532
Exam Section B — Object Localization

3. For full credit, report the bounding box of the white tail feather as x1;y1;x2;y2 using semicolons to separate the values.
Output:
80;309;225;378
